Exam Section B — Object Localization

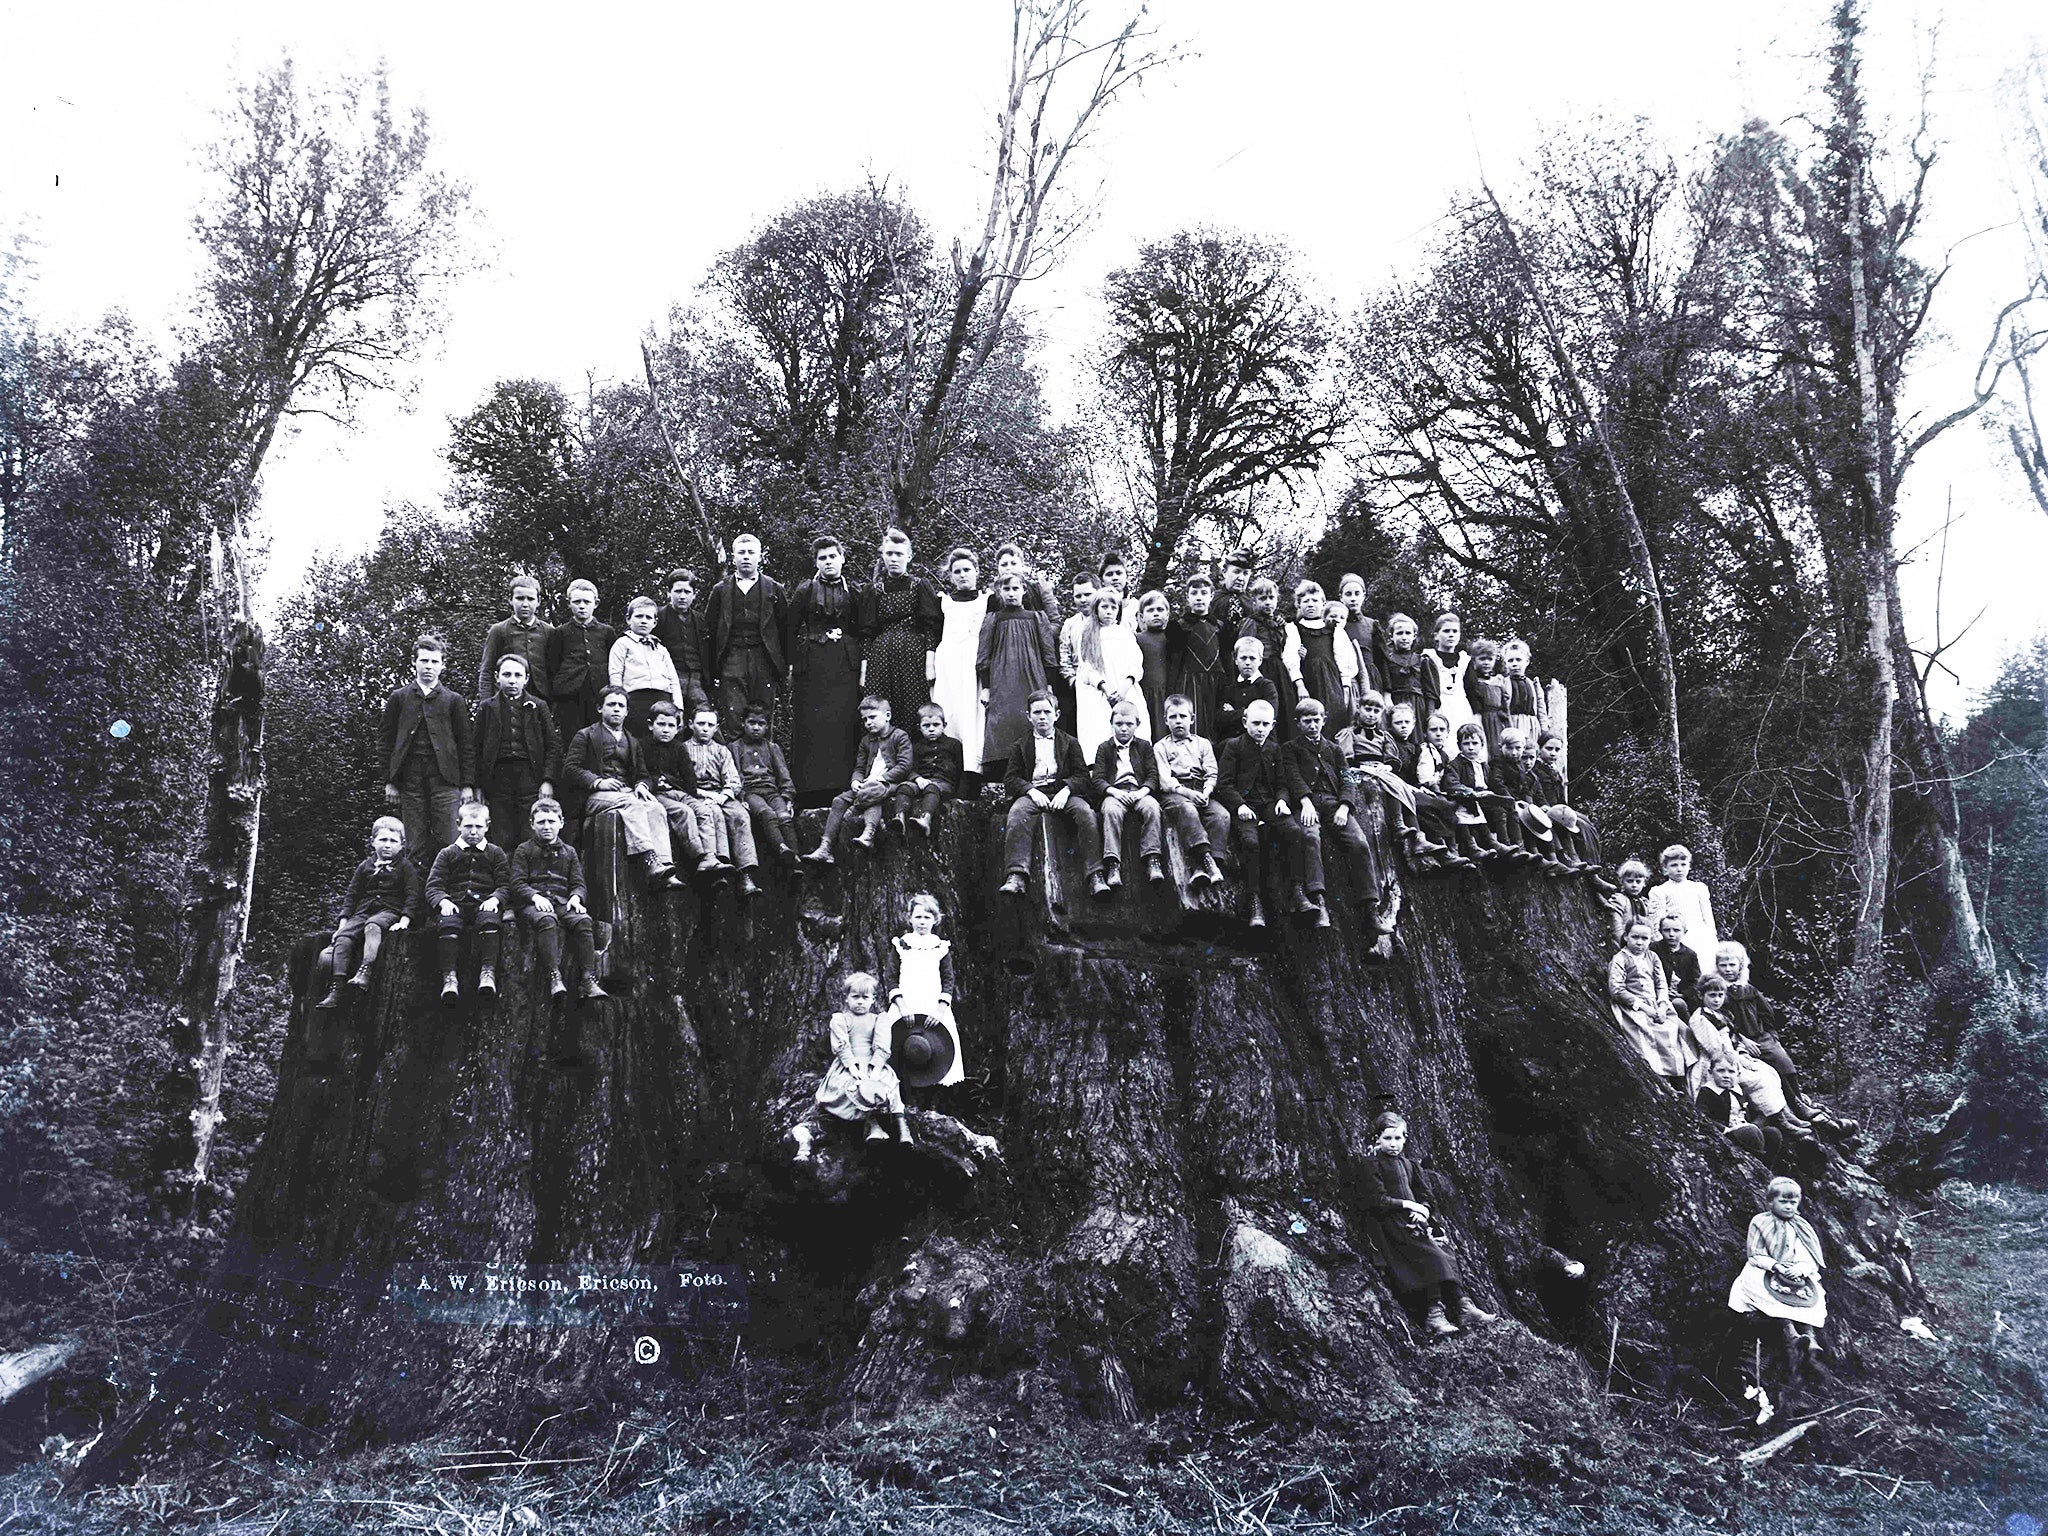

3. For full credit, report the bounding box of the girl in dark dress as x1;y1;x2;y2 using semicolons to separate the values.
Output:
1465;637;1512;762
787;536;865;806
858;526;943;733
1287;579;1352;728
977;573;1060;766
1361;1113;1496;1338
1134;590;1172;739
1168;571;1224;737
1380;613;1426;724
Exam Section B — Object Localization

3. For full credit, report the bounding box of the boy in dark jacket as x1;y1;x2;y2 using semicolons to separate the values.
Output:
544;579;619;742
806;696;913;863
1215;636;1280;742
426;800;512;1007
1092;698;1163;887
564;687;677;882
316;814;417;1009
655;567;711;717
998;689;1106;899
511;797;605;1002
472;653;563;855
478;575;553;702
731;701;802;871
891;701;964;838
1282;696;1378;926
1214;698;1285;926
379;633;477;866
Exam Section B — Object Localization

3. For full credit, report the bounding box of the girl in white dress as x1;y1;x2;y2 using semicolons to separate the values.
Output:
886;893;965;1087
814;971;912;1143
932;547;991;775
1074;588;1148;758
1645;844;1719;970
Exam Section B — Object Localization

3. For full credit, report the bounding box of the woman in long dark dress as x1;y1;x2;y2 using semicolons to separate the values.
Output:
786;536;865;805
1168;571;1225;737
1360;1112;1496;1338
858;526;942;730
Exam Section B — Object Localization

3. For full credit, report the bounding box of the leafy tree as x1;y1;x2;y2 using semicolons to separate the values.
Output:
1096;230;1345;590
1950;636;2048;975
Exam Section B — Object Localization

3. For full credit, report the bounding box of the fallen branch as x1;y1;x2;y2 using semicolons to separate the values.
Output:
1738;1419;1816;1465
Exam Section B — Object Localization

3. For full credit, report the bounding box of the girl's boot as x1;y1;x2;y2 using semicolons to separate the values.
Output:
895;1113;915;1144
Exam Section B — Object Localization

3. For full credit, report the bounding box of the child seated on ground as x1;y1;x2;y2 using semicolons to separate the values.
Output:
1693;1051;1783;1163
731;702;802;873
1607;918;1689;1093
1215;636;1279;742
510;796;606;1002
807;695;914;863
1728;1175;1828;1374
1646;843;1718;969
426;801;511;1008
1153;694;1228;886
1215;697;1285;927
564;687;677;885
891;701;963;838
1361;1112;1497;1339
316;814;417;1010
885;892;965;1087
813;971;913;1145
1093;698;1165;888
680;703;762;896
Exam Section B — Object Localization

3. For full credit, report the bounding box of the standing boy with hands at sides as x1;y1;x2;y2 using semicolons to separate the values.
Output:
380;633;477;867
654;568;710;718
511;797;606;1002
998;689;1107;900
543;579;618;743
479;575;553;702
610;595;684;737
426;800;511;1008
471;652;561;857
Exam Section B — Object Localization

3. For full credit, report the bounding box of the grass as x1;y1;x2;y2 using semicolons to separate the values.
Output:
3;1180;2045;1534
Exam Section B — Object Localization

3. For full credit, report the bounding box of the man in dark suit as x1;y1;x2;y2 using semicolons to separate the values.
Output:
998;689;1106;900
1090;698;1164;886
380;633;477;865
704;533;789;738
542;578;618;743
472;652;564;855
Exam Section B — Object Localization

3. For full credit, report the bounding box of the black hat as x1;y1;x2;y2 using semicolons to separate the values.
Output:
1223;548;1254;569
891;1014;957;1087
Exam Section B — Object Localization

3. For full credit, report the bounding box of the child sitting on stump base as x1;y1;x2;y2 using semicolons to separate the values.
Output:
1362;1112;1496;1339
1728;1175;1828;1377
814;971;913;1145
426;800;511;1008
317;815;416;1011
511;797;606;1003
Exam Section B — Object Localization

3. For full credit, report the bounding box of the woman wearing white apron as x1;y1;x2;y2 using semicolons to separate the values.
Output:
932;547;991;775
886;893;964;1087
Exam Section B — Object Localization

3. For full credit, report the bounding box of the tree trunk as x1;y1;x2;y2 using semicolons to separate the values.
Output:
158;619;267;1232
78;794;1920;1484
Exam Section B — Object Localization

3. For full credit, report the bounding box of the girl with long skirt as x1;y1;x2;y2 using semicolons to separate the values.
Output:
978;573;1060;767
932;546;991;776
786;536;864;806
1134;590;1172;737
1608;918;1691;1092
1361;1113;1496;1338
1284;579;1356;729
1728;1176;1828;1371
858;526;942;731
1168;571;1225;737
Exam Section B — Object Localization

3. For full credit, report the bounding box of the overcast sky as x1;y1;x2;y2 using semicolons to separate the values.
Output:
5;1;2044;714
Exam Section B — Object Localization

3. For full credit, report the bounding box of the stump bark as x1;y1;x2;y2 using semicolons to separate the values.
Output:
78;795;1918;1478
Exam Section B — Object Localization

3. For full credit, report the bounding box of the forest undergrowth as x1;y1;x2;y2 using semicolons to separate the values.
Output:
1;1178;2042;1535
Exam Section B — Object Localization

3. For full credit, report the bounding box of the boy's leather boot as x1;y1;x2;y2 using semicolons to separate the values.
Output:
441;970;461;1007
577;973;607;1002
547;969;569;999
476;962;497;998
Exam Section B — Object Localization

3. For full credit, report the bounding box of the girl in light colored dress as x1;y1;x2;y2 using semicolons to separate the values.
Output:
932;546;991;776
885;892;965;1087
1075;588;1148;758
815;971;912;1143
1420;612;1476;743
1608;918;1690;1092
1728;1176;1828;1370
